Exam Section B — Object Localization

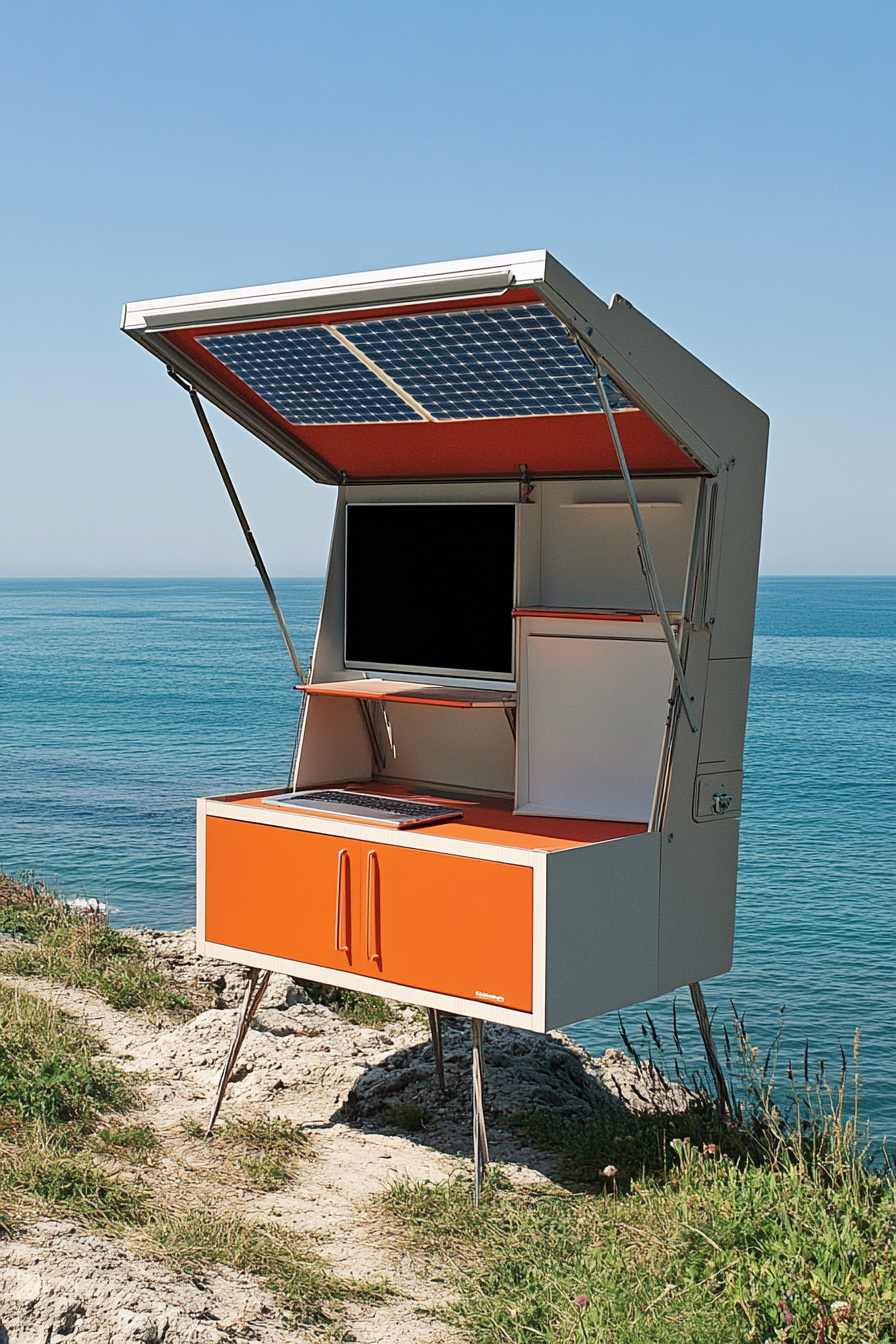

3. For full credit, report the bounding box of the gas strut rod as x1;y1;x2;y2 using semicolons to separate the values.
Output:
170;372;307;686
592;365;698;732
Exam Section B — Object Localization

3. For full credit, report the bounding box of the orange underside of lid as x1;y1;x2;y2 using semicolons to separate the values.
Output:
278;411;693;481
288;410;695;478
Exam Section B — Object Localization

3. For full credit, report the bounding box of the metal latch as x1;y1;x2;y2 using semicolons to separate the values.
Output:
694;771;741;821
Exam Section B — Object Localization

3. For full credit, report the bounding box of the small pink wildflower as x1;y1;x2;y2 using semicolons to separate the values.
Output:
602;1165;617;1177
574;1295;588;1308
702;1143;717;1155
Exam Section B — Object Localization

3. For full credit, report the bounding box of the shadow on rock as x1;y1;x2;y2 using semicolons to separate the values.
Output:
340;1013;689;1176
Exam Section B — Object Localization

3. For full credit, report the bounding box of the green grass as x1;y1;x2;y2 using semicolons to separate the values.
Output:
381;1103;428;1133
299;980;400;1026
384;1134;895;1343
1;1133;153;1224
92;1124;160;1158
511;1102;768;1193
0;872;202;1016
0;983;135;1128
217;1115;312;1190
383;1028;896;1344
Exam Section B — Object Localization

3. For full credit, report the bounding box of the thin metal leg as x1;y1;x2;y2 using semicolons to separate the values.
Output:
205;968;272;1137
689;981;732;1116
427;1007;447;1096
471;1018;489;1208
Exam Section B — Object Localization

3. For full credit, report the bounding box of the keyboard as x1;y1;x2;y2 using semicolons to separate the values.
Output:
261;789;464;828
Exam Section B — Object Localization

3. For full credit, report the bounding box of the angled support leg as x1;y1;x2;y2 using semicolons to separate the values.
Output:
205;967;272;1137
427;1008;447;1096
689;981;732;1117
471;1018;489;1208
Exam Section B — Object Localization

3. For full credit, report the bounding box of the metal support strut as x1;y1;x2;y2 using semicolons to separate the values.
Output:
471;1018;489;1208
427;1008;447;1096
592;367;698;733
689;981;732;1116
170;373;307;688
206;968;272;1137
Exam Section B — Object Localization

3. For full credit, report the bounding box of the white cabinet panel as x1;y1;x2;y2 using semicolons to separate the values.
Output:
539;479;700;612
521;635;672;822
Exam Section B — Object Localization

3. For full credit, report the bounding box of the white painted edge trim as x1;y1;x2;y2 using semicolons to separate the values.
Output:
122;251;549;332
196;797;206;948
531;851;547;1033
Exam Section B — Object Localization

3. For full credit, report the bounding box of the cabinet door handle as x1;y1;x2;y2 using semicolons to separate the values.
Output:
335;848;350;952
366;849;381;964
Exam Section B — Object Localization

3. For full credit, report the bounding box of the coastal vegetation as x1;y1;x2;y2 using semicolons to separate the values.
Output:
299;977;402;1027
0;871;202;1016
383;1045;895;1342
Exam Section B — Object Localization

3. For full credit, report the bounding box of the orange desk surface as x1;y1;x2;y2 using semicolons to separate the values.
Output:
213;784;647;852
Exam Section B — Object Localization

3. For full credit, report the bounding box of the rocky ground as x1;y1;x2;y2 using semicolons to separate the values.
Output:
0;929;688;1344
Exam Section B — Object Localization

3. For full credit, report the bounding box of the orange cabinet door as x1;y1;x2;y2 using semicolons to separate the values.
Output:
205;817;362;971
360;843;534;1011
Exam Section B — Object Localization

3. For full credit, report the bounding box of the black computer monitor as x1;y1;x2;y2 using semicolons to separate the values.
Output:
344;503;516;681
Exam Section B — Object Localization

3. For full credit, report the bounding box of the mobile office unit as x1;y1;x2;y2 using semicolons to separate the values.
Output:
122;249;767;1049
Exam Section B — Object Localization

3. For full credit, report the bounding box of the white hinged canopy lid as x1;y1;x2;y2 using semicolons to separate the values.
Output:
123;250;765;483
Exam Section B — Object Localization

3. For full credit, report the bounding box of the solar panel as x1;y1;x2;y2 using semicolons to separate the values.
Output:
338;304;632;420
199;326;422;424
199;304;632;425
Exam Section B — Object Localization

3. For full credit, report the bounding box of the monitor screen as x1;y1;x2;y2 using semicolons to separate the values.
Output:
345;503;516;680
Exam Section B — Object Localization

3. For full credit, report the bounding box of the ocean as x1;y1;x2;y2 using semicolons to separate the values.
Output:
2;576;894;1138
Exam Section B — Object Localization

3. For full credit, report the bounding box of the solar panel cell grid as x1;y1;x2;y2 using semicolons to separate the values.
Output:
199;326;421;424
199;304;632;425
340;305;631;420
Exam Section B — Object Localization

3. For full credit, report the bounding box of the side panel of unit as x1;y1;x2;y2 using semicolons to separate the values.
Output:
702;455;768;661
656;818;740;992
543;831;661;1031
698;656;752;770
647;413;765;993
654;629;741;992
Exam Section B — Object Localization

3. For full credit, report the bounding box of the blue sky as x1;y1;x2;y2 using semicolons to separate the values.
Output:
1;1;893;576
